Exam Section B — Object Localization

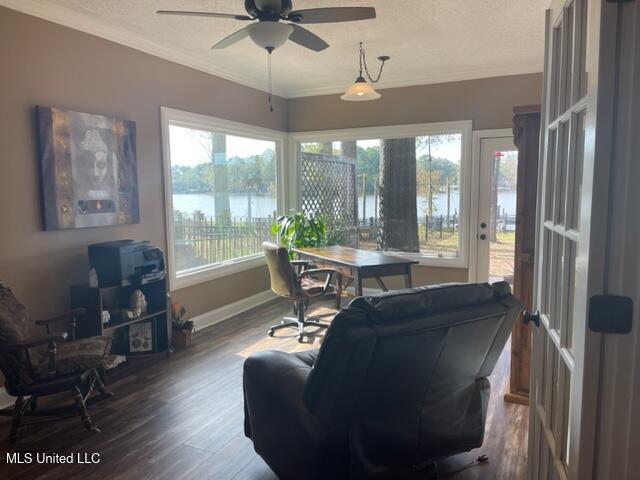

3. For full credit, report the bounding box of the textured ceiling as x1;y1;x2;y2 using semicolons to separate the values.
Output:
4;0;547;97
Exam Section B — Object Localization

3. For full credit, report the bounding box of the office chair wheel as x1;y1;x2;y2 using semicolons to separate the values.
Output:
268;329;275;337
297;334;305;343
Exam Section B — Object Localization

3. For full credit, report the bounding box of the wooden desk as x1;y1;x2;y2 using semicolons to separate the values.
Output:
293;246;418;297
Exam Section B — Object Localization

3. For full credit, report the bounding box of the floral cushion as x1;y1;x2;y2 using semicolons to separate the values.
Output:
36;336;112;378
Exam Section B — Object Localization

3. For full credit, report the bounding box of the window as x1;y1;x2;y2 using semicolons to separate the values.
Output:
292;121;472;267
161;108;285;289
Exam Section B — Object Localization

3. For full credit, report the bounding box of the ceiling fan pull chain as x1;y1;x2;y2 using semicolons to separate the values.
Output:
267;49;274;112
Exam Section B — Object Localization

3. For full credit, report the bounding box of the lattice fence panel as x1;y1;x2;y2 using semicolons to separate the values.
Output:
300;152;357;241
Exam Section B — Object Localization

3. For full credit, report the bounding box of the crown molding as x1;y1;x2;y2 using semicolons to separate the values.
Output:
286;64;543;99
1;0;542;100
0;0;288;97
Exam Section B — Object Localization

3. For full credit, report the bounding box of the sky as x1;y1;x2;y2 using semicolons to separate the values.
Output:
170;125;275;167
169;125;463;167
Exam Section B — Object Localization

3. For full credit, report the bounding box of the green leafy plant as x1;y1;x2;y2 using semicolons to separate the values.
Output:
171;301;194;332
271;211;329;253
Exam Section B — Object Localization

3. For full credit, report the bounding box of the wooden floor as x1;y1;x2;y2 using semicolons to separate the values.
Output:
0;299;528;480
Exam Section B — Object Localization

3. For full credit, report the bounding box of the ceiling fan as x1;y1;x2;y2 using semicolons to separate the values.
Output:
157;0;377;52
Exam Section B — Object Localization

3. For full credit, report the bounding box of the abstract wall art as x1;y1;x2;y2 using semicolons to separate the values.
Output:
37;106;139;230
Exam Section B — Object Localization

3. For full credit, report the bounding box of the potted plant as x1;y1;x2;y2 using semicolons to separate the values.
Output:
271;211;330;255
171;302;194;349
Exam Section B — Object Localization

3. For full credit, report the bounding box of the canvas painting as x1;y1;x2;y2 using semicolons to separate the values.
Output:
38;106;139;230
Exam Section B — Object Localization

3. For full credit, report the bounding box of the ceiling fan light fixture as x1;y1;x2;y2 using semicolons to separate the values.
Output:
340;76;381;101
248;21;294;50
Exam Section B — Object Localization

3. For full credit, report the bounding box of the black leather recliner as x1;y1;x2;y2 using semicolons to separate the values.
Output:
243;282;522;480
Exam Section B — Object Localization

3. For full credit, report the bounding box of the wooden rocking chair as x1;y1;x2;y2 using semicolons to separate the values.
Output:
0;283;113;442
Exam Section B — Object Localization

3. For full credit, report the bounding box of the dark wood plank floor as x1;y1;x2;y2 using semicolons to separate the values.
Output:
0;299;528;479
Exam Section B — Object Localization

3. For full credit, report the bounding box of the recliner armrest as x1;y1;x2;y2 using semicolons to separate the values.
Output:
243;350;342;479
244;350;312;417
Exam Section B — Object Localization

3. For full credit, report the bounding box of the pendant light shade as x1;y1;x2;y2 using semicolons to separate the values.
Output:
248;22;294;50
340;76;381;101
341;43;388;102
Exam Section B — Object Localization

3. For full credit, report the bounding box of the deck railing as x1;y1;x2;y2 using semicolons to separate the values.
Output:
174;211;276;272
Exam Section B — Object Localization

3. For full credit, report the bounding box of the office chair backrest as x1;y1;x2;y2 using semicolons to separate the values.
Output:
262;242;297;299
303;282;521;473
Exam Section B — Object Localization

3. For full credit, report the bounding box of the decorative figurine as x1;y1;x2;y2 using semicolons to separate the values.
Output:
129;289;147;318
89;268;99;288
101;310;110;324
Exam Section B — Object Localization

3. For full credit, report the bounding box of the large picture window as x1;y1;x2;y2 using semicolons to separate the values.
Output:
161;108;285;289
292;121;472;267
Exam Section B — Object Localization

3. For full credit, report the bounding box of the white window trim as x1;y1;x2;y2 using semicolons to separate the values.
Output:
288;120;474;268
160;107;288;291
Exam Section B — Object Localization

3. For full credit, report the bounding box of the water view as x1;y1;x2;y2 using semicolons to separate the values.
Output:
173;190;518;220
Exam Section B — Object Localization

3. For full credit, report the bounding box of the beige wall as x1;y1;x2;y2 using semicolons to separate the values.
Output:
0;6;541;322
0;7;285;319
287;73;542;132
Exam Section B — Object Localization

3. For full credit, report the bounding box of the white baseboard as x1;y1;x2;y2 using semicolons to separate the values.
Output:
191;290;276;332
0;387;12;409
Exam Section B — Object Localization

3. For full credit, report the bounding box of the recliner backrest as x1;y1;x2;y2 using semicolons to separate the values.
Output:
303;282;521;470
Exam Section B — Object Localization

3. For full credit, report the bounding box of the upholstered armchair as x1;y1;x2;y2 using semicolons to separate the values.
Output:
263;242;341;342
0;284;112;442
243;282;522;479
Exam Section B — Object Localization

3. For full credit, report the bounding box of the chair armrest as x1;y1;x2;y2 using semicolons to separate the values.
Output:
299;268;339;277
291;259;312;274
291;260;312;266
35;308;85;325
35;308;84;339
0;333;68;352
244;350;312;410
299;269;342;295
0;333;69;378
243;351;328;469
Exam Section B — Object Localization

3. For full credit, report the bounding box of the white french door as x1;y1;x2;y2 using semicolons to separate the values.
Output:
474;135;517;283
528;0;616;479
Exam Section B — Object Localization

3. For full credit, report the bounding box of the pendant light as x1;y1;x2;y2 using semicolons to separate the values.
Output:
341;42;390;102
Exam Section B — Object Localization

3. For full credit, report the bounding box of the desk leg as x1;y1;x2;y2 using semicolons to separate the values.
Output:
354;272;364;297
405;267;413;289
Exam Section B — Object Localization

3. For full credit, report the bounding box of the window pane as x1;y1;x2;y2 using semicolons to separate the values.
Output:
488;149;518;283
299;133;463;259
416;134;462;258
169;125;277;273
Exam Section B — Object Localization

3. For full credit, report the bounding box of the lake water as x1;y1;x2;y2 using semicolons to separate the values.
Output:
173;190;517;220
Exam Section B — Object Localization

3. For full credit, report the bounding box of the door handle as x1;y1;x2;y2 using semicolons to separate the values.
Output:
523;310;540;327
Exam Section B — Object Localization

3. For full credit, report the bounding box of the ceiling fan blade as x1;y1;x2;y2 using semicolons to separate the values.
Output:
211;26;251;49
288;24;329;52
157;10;252;21
288;7;376;24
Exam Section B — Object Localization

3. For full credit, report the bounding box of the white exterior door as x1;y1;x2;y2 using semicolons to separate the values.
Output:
528;0;617;479
475;135;517;283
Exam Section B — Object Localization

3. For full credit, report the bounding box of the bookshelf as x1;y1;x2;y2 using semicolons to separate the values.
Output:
70;278;172;356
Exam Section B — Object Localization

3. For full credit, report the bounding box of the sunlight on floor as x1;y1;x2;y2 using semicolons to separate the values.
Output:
235;304;336;358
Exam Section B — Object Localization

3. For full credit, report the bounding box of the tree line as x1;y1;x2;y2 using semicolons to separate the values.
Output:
171;149;276;195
